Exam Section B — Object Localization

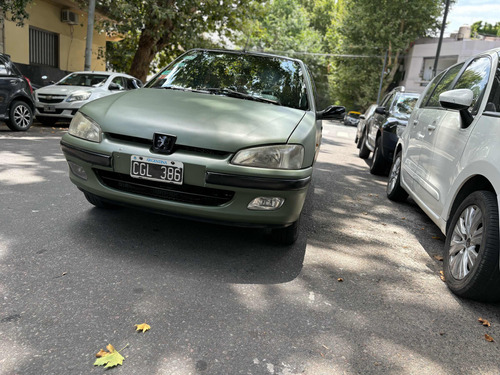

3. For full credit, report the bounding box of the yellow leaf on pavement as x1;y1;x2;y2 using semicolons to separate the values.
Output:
485;334;495;342
135;322;151;332
94;344;125;368
479;318;491;327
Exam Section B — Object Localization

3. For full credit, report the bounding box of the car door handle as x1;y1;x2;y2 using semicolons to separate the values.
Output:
9;79;17;85
417;132;425;139
427;124;436;131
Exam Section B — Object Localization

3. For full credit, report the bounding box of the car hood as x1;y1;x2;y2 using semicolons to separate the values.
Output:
81;88;307;153
35;85;97;96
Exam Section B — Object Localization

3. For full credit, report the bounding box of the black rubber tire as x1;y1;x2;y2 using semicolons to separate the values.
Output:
386;152;408;202
356;130;364;149
271;219;300;245
36;116;59;126
358;131;370;159
5;101;33;131
443;191;500;302
83;191;117;209
370;137;389;176
354;135;358;145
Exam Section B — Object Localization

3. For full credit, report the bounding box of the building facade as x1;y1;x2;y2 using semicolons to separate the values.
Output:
400;29;500;93
1;0;111;86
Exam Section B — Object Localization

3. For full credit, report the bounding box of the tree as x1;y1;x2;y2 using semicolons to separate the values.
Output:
1;0;32;26
328;0;446;109
241;0;338;108
471;21;500;37
98;0;262;82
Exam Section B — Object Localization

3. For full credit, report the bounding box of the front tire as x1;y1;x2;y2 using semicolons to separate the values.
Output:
358;131;370;159
83;191;117;209
386;152;408;202
443;191;500;302
271;219;300;245
6;101;33;131
370;137;389;176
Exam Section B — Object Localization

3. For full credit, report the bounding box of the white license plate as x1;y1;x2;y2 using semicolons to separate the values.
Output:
130;155;183;185
44;105;55;112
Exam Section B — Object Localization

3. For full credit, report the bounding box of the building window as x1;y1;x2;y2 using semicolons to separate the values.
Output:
29;27;59;68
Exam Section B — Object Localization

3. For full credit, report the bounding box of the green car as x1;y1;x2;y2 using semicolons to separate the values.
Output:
60;49;344;244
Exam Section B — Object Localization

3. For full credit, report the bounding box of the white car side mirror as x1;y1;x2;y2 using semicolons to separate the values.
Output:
439;89;473;110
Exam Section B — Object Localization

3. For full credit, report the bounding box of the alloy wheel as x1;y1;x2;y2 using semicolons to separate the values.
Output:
13;104;32;129
448;205;483;280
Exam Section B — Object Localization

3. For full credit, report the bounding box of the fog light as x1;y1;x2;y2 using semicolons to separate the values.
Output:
68;161;88;180
247;197;285;211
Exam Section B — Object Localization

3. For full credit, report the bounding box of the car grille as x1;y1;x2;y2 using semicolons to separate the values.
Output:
37;94;66;103
106;133;230;156
94;169;234;206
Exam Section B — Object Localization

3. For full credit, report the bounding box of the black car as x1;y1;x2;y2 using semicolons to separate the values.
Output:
357;87;419;175
0;53;35;131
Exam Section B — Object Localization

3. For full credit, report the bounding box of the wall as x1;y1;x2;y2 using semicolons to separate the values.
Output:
400;38;500;94
3;0;107;73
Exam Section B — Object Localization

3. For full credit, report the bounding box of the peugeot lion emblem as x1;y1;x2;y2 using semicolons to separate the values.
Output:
152;133;177;154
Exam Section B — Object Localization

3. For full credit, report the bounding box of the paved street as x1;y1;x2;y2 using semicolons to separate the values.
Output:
1;121;500;375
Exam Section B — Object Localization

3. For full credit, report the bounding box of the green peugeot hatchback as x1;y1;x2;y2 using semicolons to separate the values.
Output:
60;49;343;244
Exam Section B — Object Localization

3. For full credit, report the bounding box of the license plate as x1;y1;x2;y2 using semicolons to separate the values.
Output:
130;155;183;185
44;105;55;112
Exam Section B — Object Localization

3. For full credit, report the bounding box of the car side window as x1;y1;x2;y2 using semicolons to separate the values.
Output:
485;57;500;113
111;76;125;90
425;63;464;108
0;57;11;76
453;57;491;115
420;71;445;107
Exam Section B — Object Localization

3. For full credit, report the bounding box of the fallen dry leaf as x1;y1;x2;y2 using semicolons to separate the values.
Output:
135;322;151;332
94;344;125;368
439;270;446;282
433;255;444;261
401;217;406;220
337;278;344;282
432;236;442;240
479;318;491;327
485;334;495;342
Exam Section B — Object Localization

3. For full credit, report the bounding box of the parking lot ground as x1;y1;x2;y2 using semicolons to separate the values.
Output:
1;120;500;374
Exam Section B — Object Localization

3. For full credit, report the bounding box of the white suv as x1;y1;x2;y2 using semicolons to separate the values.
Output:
387;47;500;302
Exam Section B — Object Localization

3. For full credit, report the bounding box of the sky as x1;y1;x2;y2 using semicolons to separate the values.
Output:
446;0;500;33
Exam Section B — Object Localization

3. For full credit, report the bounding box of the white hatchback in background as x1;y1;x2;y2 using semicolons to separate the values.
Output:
34;71;142;126
387;47;500;302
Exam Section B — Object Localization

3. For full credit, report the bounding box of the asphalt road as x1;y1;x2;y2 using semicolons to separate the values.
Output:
1;121;500;375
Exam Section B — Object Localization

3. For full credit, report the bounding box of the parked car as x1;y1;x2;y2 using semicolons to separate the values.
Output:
357;87;419;175
60;49;344;244
355;104;377;148
0;53;35;131
387;47;500;302
344;110;361;126
34;71;143;126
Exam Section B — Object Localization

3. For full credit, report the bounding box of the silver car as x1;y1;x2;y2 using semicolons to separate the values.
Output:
34;72;142;126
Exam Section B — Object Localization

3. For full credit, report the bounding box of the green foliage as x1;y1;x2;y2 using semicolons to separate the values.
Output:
329;0;446;110
99;0;261;81
1;0;32;26
241;0;338;109
471;21;500;37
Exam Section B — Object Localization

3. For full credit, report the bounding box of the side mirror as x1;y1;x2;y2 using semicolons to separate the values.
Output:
439;89;474;128
375;106;386;115
108;82;121;91
317;105;345;120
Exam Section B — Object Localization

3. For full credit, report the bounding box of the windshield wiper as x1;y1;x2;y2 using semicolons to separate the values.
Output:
159;85;211;94
204;87;280;105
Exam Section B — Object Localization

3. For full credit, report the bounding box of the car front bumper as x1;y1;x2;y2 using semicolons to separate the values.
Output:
35;100;85;119
60;134;312;228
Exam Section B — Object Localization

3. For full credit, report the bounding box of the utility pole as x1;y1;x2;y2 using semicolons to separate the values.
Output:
84;0;96;71
432;0;451;78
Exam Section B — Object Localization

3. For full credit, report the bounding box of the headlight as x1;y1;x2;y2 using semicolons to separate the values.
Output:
66;91;92;102
231;144;304;169
68;112;102;142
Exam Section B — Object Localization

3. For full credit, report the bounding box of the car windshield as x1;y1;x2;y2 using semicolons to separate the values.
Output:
394;94;419;117
146;50;309;110
57;73;109;87
348;112;360;119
